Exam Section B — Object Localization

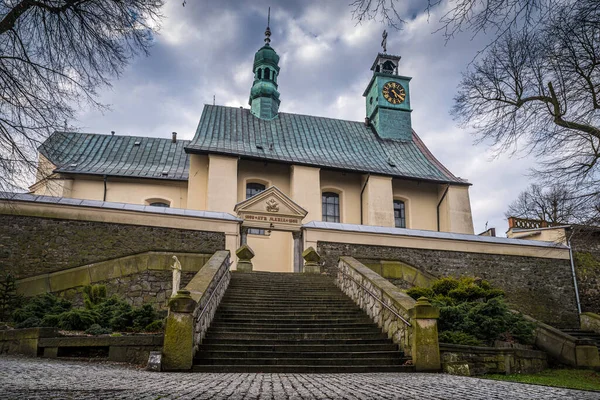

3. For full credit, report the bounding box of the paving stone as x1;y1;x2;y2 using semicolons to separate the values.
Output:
1;355;599;400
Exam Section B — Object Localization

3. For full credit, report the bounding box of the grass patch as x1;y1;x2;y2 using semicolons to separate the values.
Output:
485;369;600;391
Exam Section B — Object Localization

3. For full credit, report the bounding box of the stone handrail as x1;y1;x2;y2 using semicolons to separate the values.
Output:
337;256;441;371
162;250;231;371
186;250;231;355
581;312;600;334
521;313;599;367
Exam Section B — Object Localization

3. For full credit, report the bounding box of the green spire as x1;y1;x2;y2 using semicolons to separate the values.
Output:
249;16;280;120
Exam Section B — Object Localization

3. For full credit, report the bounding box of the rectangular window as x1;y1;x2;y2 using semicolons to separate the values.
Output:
394;200;406;228
246;183;266;235
322;192;340;223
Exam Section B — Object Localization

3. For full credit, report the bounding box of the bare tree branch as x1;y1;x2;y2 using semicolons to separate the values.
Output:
0;0;164;192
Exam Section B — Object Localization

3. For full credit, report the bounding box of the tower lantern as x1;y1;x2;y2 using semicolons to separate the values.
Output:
248;9;281;120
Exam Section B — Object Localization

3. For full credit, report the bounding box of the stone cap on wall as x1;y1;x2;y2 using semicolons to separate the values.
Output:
303;221;569;249
0;192;241;222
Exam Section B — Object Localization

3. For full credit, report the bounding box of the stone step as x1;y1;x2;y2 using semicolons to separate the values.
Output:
211;317;373;325
201;337;395;346
194;357;406;366
222;294;351;301
219;299;357;307
207;326;383;334
205;332;389;340
214;310;367;318
198;343;399;352
217;305;362;313
192;365;415;373
195;350;403;359
211;322;376;329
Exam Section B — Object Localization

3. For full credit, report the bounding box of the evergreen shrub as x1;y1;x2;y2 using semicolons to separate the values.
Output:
11;285;163;333
406;277;535;346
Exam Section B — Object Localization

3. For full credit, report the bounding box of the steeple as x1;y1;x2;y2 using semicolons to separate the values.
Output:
249;9;281;120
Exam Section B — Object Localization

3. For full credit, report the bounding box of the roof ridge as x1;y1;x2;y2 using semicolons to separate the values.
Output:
205;104;368;125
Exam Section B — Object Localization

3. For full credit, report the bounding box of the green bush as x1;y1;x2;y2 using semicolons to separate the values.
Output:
438;330;482;346
12;286;163;333
407;276;533;346
40;314;61;328
83;285;107;309
144;319;164;332
57;309;98;331
16;316;41;329
12;293;71;323
85;323;112;335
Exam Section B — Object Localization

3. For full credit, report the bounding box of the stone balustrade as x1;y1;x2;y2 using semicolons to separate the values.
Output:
336;256;440;371
162;250;231;371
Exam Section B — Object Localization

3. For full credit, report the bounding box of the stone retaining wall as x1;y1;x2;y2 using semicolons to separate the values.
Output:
0;214;225;279
571;228;600;314
440;343;547;376
318;242;579;328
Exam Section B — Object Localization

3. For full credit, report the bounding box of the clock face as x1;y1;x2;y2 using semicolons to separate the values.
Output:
382;81;406;105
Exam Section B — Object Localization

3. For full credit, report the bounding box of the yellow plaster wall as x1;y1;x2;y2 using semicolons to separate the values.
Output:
507;227;568;245
67;178;188;208
206;154;238;213
361;175;394;227
247;231;293;273
392;179;439;230
187;154;209;210
320;170;361;224
237;160;290;201
237;160;293;272
290;165;321;223
446;186;474;234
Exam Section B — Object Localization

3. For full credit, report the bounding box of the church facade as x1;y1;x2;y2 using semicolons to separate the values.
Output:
30;29;474;272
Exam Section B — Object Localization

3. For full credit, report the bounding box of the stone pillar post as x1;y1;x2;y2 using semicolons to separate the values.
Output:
240;227;249;246
236;244;255;272
293;231;303;273
162;290;197;371
302;246;322;274
408;297;441;372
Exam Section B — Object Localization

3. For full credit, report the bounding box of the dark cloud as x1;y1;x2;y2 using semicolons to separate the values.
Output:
75;0;537;236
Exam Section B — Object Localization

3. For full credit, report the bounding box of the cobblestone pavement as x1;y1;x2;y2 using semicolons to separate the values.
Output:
1;355;599;400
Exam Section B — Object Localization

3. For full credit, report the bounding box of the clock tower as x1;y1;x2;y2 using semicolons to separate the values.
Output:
363;53;413;141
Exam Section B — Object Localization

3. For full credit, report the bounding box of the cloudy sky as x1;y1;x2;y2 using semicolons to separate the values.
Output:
74;0;538;236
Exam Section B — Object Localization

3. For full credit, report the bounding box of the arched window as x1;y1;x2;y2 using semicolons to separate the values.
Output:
394;200;406;228
149;202;170;208
322;192;340;223
382;60;396;73
257;69;262;79
264;68;270;80
246;182;266;234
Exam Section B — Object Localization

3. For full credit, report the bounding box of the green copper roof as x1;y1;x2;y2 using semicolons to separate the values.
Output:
186;105;467;184
39;132;190;181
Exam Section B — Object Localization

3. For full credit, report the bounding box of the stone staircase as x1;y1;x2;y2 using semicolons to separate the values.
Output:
194;271;413;372
562;329;600;350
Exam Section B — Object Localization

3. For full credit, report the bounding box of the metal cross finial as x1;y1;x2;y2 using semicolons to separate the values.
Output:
381;29;388;53
265;7;271;45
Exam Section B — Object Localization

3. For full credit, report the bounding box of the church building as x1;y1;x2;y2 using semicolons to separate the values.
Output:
30;25;474;272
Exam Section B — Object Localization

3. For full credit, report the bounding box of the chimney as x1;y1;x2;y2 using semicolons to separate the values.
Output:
172;131;177;143
111;131;115;136
364;117;370;127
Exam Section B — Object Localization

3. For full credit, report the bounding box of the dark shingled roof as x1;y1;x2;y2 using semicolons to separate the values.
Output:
39;132;190;181
186;105;467;184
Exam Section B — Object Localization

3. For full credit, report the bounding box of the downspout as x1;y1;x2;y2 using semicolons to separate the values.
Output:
360;173;371;225
436;184;450;232
103;175;107;202
567;230;582;315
